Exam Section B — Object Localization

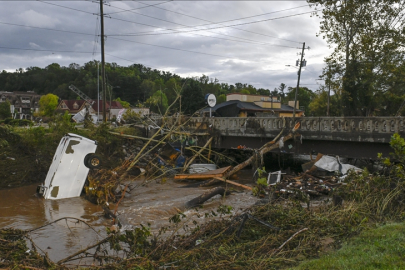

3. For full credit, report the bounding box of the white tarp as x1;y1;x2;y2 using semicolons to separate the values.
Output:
314;156;362;175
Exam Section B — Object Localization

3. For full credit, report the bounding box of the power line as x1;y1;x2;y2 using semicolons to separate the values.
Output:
36;0;96;15
2;1;313;50
0;46;93;53
0;5;300;50
106;0;173;15
0;21;94;36
130;2;309;43
108;37;260;61
105;3;309;44
106;16;296;48
107;10;315;44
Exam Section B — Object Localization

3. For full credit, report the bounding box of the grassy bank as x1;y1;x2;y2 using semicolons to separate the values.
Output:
292;222;405;270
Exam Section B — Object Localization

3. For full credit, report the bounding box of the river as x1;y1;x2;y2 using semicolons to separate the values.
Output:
0;170;258;264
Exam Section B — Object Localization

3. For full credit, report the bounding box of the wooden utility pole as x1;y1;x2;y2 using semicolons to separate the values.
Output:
293;42;306;120
100;0;106;122
327;65;331;116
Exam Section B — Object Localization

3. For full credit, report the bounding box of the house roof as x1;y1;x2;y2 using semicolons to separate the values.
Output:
92;100;123;111
202;100;302;117
58;99;124;113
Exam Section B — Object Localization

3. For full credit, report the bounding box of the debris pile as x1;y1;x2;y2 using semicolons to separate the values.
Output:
272;173;342;197
269;154;363;198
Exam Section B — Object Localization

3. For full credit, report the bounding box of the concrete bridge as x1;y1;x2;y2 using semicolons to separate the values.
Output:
166;117;405;159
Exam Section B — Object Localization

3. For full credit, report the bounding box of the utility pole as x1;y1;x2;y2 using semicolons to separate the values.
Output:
327;65;331;117
293;42;306;120
100;0;106;122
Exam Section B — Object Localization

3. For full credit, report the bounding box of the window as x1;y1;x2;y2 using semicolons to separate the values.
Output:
73;102;79;109
21;97;30;103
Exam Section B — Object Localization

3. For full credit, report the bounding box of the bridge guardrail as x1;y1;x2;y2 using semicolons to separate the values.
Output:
174;117;405;143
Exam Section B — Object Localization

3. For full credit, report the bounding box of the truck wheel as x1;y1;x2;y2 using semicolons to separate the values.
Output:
84;154;101;169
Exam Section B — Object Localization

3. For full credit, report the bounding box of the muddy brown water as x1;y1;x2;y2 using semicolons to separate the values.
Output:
0;170;259;264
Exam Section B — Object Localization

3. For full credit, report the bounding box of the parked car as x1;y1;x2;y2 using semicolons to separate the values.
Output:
37;133;101;200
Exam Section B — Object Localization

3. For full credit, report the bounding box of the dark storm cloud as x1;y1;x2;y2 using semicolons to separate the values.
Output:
0;1;331;91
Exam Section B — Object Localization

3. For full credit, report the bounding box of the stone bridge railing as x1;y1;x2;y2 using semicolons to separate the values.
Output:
167;117;405;143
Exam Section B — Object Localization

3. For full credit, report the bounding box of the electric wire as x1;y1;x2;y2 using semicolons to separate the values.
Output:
106;0;173;15
111;2;309;44
105;16;297;48
0;46;93;53
108;36;258;61
0;21;94;36
107;10;315;45
7;1;311;49
36;0;96;15
113;10;315;35
104;3;309;46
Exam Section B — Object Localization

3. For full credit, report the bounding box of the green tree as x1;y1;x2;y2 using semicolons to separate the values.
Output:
308;0;405;116
181;80;205;115
0;101;11;119
308;88;341;116
39;93;59;116
278;83;287;102
285;87;316;113
145;90;168;114
114;97;131;108
217;94;226;104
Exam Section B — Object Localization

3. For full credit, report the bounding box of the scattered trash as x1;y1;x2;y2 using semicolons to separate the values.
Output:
195;240;204;246
314;155;362;175
188;163;217;174
6;157;15;160
267;170;283;186
268;155;363;198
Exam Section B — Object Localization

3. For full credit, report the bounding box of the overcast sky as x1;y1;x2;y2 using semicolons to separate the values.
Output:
0;0;332;92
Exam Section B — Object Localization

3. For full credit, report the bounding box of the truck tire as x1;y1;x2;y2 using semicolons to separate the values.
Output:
84;154;101;169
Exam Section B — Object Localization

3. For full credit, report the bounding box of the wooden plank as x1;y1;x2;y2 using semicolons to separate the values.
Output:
213;177;252;190
174;166;231;180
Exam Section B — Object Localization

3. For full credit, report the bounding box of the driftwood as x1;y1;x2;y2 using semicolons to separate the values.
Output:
184;187;231;208
57;235;114;264
225;132;298;180
175;166;232;180
270;227;308;256
214;177;252;190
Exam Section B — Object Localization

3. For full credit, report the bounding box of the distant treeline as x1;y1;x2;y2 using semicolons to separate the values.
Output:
0;61;290;114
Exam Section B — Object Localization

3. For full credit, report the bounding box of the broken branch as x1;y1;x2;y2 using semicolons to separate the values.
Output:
271;227;308;256
182;137;214;172
213;177;252;190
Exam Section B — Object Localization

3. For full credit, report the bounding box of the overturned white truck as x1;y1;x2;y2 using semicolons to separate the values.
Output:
37;133;101;200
